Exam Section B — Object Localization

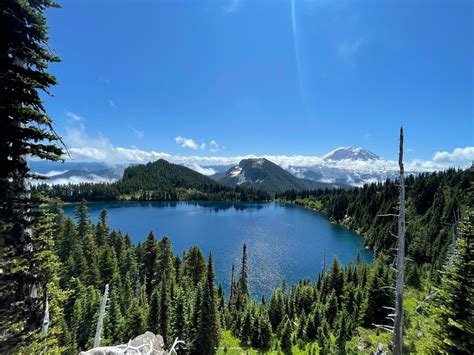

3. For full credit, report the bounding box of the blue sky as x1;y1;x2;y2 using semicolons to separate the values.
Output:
43;0;472;166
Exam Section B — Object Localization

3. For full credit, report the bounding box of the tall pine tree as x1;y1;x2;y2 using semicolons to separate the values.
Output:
0;0;63;350
198;253;219;354
429;210;474;353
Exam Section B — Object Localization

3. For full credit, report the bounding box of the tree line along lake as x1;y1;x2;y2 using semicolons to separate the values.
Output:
64;201;373;297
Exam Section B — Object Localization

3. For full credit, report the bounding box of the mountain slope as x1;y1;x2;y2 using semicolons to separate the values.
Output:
220;158;344;194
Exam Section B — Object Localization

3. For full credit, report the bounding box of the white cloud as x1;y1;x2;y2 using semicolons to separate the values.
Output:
108;100;118;109
33;174;117;186
184;163;216;176
133;128;144;139
200;143;207;150
62;124;472;176
69;147;107;161
209;140;219;153
175;136;200;150
433;147;474;163
42;170;70;177
66;111;84;122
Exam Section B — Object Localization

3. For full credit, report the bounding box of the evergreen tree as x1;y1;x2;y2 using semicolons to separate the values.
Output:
329;256;344;301
336;309;351;351
19;201;69;353
184;246;206;286
296;311;307;341
142;230;159;296
240;308;253;346
250;311;261;347
429;211;474;353
158;236;174;285
239;244;249;297
325;290;338;327
58;217;77;263
148;287;160;335
125;286;148;340
82;227;101;287
170;287;186;343
125;297;147;340
280;316;292;353
269;288;286;331
95;209;109;247
258;312;272;350
0;1;63;348
75;200;90;238
158;280;170;345
198;253;220;354
104;287;125;344
187;284;202;353
317;320;332;354
363;255;392;327
99;246;118;288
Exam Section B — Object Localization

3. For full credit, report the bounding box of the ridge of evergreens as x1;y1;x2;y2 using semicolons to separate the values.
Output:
33;159;271;202
277;168;473;274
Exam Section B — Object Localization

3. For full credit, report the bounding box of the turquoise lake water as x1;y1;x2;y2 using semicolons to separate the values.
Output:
64;201;372;296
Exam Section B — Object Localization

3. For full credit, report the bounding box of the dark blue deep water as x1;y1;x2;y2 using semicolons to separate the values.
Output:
64;201;372;296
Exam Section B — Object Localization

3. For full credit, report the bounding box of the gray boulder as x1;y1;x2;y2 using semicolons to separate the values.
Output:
79;332;166;355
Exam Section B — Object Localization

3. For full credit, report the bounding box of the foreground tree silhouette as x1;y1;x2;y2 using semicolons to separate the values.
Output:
0;0;63;350
198;253;219;354
429;210;474;353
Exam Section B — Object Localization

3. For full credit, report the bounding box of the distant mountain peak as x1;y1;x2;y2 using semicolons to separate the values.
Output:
323;147;380;161
220;158;343;194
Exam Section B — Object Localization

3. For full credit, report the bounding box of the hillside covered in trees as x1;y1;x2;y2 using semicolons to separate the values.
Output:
277;168;473;276
34;159;271;202
13;198;474;353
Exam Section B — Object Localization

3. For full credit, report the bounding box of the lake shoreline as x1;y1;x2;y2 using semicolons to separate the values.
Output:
63;200;373;296
64;198;374;253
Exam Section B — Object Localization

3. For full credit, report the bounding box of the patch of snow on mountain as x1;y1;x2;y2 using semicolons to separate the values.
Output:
230;166;242;177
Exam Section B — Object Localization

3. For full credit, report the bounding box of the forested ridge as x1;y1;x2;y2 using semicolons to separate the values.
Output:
33;159;271;202
277;168;473;275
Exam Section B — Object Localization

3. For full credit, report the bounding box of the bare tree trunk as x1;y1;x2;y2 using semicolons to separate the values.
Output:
94;284;109;348
230;263;235;301
41;291;49;336
394;127;405;355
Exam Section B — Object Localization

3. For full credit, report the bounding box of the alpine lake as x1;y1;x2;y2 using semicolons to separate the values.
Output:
64;201;372;296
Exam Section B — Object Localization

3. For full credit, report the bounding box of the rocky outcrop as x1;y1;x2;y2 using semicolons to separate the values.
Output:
80;332;166;355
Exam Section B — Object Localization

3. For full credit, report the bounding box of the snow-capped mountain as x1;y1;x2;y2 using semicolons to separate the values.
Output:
30;146;411;188
285;146;403;186
323;147;380;161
